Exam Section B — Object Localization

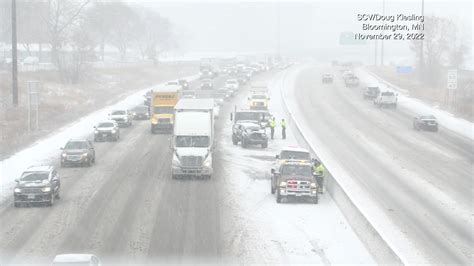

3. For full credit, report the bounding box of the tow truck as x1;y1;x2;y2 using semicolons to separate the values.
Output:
271;160;319;204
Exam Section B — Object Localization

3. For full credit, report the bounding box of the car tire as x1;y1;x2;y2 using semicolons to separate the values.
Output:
241;139;248;148
87;158;92;167
60;162;65;168
14;202;20;208
48;194;54;206
271;184;275;194
232;136;238;145
262;142;268;148
55;191;60;199
276;190;282;203
313;195;319;204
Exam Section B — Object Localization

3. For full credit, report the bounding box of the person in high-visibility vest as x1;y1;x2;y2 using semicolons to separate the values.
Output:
313;160;325;194
281;119;287;139
269;117;276;139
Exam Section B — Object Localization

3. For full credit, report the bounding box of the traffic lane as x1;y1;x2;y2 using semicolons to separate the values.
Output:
293;67;471;264
326;66;473;208
0;120;150;264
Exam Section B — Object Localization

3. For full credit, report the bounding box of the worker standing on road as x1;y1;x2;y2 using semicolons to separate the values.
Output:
269;117;276;140
313;159;326;194
281;119;287;139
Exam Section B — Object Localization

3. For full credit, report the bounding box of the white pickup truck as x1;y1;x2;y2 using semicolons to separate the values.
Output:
374;91;398;108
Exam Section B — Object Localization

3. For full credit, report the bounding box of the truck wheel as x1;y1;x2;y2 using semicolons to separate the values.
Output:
48;194;55;206
312;195;319;204
232;136;238;145
271;184;275;194
241;139;247;148
55;191;61;199
262;142;268;148
276;191;282;203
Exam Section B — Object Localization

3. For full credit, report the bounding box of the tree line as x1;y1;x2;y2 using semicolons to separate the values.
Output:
0;0;176;83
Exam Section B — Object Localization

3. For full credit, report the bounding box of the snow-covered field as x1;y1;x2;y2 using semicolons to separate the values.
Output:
0;75;198;203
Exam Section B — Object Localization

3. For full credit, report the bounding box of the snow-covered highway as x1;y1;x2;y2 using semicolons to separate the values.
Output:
282;65;473;265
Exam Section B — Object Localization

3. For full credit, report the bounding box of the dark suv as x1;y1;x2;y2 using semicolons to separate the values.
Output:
60;139;96;167
413;115;439;132
232;121;268;148
94;120;120;142
14;166;61;207
363;86;380;100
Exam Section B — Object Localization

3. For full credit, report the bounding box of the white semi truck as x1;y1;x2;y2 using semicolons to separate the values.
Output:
171;99;215;179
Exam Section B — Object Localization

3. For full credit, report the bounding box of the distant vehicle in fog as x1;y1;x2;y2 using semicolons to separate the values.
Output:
108;110;133;127
374;91;397;108
131;105;150;120
60;139;96;167
322;73;333;83
179;79;189;90
413;115;439;132
200;79;214;90
52;254;101;266
363;86;380;100
225;79;239;90
94;120;120;142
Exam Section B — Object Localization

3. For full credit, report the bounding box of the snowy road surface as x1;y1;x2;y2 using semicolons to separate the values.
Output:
283;65;473;265
0;71;374;264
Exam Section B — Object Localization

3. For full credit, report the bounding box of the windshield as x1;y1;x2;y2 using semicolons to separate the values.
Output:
133;106;148;112
175;136;210;148
97;122;114;128
280;151;311;160
235;112;263;122
280;165;312;176
64;141;88;149
226;80;237;84
153;106;174;114
20;171;49;182
251;95;266;99
111;111;126;115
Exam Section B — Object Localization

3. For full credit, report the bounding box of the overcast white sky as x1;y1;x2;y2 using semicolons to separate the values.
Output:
116;0;474;65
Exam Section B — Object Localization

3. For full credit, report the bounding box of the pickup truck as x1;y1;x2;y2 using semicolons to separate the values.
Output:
271;161;318;204
374;91;398;108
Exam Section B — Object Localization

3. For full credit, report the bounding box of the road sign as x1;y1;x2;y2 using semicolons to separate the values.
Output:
447;69;457;90
397;66;413;74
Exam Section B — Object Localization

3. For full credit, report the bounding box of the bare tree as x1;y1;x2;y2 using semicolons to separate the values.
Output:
84;2;118;61
44;0;90;79
132;7;174;64
410;16;469;86
107;3;137;61
16;2;48;57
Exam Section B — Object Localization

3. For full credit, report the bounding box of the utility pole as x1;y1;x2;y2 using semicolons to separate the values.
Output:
419;0;424;82
381;0;385;65
11;0;18;106
276;2;281;58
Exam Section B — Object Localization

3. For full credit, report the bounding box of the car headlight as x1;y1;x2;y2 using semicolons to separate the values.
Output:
61;153;67;157
279;181;287;187
203;156;212;168
94;130;99;134
14;188;21;193
41;187;51;192
111;129;116;133
311;183;317;188
82;152;88;157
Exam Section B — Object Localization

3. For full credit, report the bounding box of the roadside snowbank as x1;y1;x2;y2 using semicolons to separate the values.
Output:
355;68;473;141
0;75;198;203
